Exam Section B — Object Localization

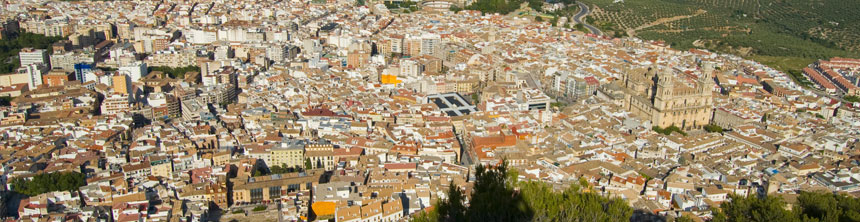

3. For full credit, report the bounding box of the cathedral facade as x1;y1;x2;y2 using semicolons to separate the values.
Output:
620;63;714;131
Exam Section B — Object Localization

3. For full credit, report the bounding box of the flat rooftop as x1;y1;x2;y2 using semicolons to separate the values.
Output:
427;93;477;117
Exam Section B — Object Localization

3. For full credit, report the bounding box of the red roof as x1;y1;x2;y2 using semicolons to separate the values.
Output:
384;162;417;171
472;134;517;150
301;108;350;118
802;68;837;90
736;76;758;85
333;147;364;157
584;76;599;85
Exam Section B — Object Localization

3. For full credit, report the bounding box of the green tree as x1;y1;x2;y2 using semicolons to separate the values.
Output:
11;172;86;196
675;215;695;222
714;195;799;222
270;163;297;174
305;158;313;169
574;23;587;32
834;194;860;221
519;179;631;221
436;182;467;221
535;16;544;22
653;125;687;136
797;192;840;222
527;0;542;11
148;66;200;79
252;205;267;211
464;0;524;15
710;192;860;222
467;161;532;221
844;95;860;103
449;5;462;13
704;124;724;133
0;96;12;106
412;160;633;222
0;32;64;73
411;209;439;222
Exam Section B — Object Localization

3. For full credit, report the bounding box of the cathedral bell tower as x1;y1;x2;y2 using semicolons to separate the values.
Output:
654;68;674;110
699;61;715;94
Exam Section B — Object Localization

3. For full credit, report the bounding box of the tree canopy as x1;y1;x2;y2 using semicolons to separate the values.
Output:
415;161;632;222
148;66;199;79
11;172;86;196
652;125;687;136
713;192;860;222
416;161;860;222
844;95;860;103
704;124;724;133
0;32;64;73
270;163;302;174
465;0;524;15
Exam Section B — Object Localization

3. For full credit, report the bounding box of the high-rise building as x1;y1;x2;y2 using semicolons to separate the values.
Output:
347;50;370;69
22;63;48;89
112;74;132;95
420;34;441;56
19;48;49;68
146;50;196;68
116;22;134;40
265;44;298;63
74;63;93;82
387;34;404;54
119;61;148;82
21;17;71;37
51;51;95;71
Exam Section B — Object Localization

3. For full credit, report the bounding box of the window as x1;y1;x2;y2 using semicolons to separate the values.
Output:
269;186;281;200
288;183;300;192
250;188;263;203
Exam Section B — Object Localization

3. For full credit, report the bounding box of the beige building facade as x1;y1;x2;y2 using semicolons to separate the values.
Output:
620;63;714;130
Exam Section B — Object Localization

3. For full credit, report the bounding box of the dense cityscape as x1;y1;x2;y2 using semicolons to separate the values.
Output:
0;0;858;221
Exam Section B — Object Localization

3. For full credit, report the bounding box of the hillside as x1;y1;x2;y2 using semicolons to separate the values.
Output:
580;0;860;72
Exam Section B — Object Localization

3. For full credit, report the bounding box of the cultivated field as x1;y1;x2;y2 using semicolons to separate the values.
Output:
582;0;860;70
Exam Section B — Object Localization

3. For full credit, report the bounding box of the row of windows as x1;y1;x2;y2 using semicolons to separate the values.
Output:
247;183;314;202
249;188;263;202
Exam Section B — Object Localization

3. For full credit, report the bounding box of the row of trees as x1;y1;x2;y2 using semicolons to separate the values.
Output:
10;172;86;196
384;1;417;9
413;161;633;222
704;124;724;133
652;125;687;136
414;161;860;222
0;32;64;73
844;95;860;103
715;192;860;222
464;0;525;15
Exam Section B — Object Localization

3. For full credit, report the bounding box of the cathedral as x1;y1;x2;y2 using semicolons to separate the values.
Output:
619;63;715;131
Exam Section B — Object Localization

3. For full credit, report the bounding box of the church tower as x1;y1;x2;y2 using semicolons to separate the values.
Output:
699;61;715;94
654;68;674;110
